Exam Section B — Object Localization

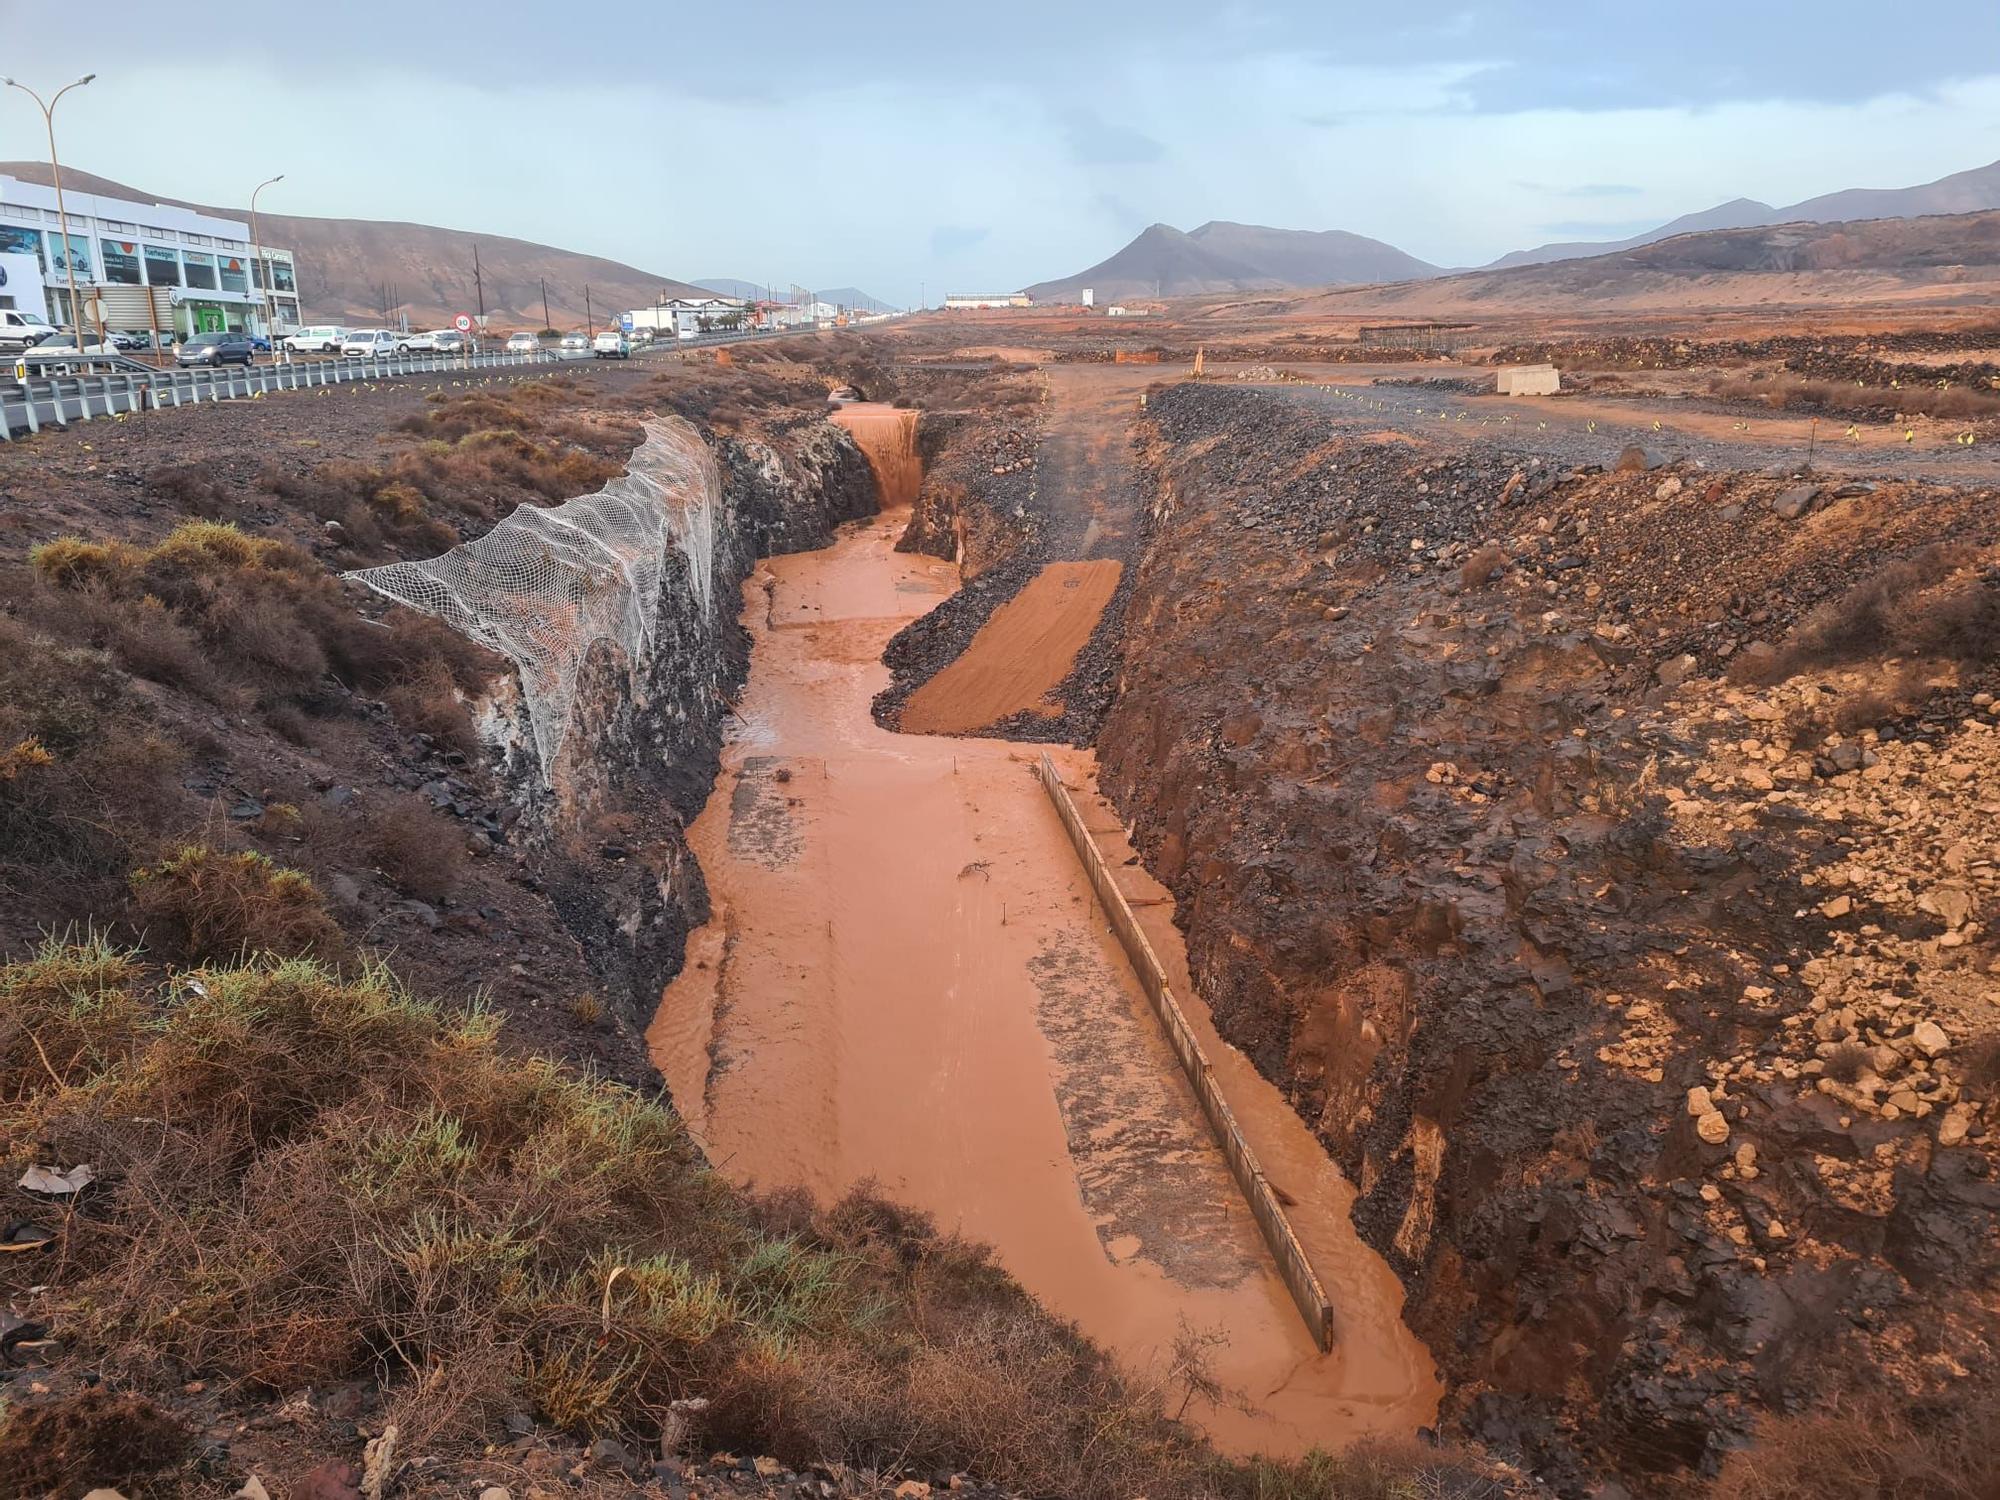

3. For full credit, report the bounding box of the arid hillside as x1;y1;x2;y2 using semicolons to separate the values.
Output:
1262;211;2000;318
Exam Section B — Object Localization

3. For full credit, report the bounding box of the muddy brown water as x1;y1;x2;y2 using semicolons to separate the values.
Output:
649;411;1437;1454
830;401;922;508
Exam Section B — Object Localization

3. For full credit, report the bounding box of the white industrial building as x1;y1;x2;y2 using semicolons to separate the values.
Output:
0;172;302;339
943;292;1030;310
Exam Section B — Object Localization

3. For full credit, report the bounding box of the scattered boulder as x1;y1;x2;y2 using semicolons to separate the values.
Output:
1771;483;1820;520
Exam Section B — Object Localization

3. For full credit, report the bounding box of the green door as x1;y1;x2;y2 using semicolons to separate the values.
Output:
195;305;224;333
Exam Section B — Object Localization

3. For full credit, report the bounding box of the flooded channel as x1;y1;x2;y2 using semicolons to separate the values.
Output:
647;408;1437;1455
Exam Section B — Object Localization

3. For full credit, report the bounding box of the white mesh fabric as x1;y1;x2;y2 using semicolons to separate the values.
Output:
346;416;722;776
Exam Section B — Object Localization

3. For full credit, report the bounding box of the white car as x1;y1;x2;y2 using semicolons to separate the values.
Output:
558;332;590;357
593;330;631;360
286;325;347;354
341;329;399;358
506;331;540;354
0;308;57;352
404;330;442;353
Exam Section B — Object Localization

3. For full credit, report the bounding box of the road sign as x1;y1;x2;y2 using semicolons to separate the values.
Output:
619;313;634;332
453;312;473;333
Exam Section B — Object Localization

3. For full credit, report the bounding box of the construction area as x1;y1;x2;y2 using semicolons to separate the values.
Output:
3;271;2000;1500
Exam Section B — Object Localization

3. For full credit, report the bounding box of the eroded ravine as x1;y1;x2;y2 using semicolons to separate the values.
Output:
648;404;1437;1455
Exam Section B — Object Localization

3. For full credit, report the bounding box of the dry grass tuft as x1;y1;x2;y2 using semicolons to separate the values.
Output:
1716;1390;2000;1500
363;793;466;903
130;845;347;964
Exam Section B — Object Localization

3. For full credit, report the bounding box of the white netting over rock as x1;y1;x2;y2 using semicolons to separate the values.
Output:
346;416;721;775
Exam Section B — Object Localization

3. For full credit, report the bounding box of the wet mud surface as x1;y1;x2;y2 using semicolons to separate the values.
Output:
647;497;1439;1456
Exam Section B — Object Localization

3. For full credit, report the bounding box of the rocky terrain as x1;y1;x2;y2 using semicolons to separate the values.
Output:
1089;381;2000;1489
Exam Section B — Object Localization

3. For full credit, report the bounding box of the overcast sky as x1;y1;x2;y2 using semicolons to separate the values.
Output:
7;1;2000;305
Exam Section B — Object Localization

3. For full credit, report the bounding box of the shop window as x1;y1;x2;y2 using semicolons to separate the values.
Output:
219;256;248;294
144;244;182;286
100;239;142;285
50;234;91;278
183;251;217;290
0;225;43;269
273;260;296;293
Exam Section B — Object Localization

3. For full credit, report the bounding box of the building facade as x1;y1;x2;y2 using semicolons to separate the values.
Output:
943;292;1031;309
0;174;303;339
625;296;749;337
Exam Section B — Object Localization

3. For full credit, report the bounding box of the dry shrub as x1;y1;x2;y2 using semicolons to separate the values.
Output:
1822;1041;1871;1084
130;844;346;963
384;654;482;757
387;428;623;515
0;946;1473;1499
1459;541;1508;588
364;793;465;902
1710;372;2000;423
0;615;185;893
1772;546;2000;675
27;521;500;714
0;1386;190;1496
1716;1389;2000;1499
145;463;233;517
0;935;146;1101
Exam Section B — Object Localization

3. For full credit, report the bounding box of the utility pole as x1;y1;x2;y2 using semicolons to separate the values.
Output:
473;243;486;329
585;283;593;337
249;173;283;339
541;276;550;334
4;73;95;337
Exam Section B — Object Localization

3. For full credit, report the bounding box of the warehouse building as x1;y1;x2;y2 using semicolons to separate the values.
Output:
0;173;303;339
943;292;1031;309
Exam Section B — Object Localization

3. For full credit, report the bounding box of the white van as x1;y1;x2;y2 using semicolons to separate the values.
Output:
285;325;347;354
0;308;56;352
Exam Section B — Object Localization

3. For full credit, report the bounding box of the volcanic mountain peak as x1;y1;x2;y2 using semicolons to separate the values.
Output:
1025;219;1438;302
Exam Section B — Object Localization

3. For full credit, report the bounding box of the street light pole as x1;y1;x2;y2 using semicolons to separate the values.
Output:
3;73;95;340
249;173;284;343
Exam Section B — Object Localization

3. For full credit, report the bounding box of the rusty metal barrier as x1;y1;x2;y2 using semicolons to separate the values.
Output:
1034;753;1335;1351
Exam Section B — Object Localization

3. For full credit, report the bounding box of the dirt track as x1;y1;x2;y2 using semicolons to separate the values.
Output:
900;559;1122;732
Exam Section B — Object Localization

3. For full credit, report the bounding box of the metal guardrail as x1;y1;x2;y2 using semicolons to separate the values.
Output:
1035;752;1337;1352
0;323;848;440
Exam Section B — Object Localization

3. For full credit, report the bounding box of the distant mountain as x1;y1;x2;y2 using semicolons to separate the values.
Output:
1492;158;2000;269
1026;220;1438;301
1;161;707;328
697;280;897;312
1185;222;1439;286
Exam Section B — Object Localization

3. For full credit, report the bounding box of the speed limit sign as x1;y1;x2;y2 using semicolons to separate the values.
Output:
452;312;473;333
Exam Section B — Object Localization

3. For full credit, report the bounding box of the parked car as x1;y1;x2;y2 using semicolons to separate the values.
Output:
593;330;631;360
559;332;590;356
177;330;257;366
341;329;399;358
0;308;56;352
108;330;148;351
248;333;272;353
505;331;540;354
286;326;347;354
